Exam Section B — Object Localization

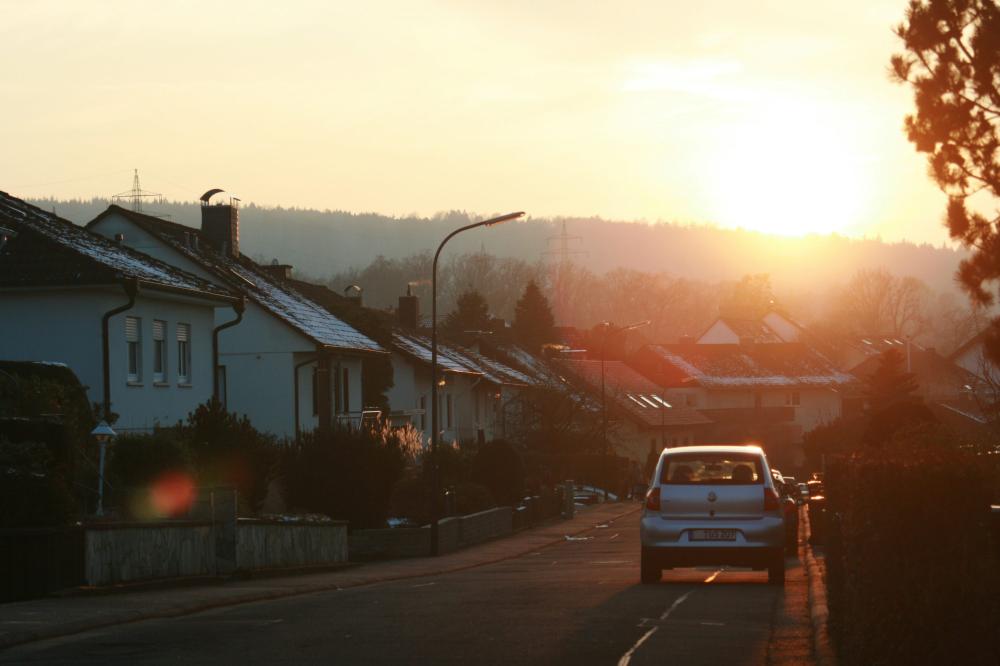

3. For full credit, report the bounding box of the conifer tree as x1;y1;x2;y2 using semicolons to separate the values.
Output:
865;348;920;412
512;280;556;351
443;291;491;337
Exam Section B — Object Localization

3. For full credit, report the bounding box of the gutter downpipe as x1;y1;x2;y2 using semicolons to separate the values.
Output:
212;297;246;402
293;355;318;442
101;279;138;421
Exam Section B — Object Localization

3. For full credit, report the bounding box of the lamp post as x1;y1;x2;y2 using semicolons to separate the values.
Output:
91;421;117;516
430;211;524;555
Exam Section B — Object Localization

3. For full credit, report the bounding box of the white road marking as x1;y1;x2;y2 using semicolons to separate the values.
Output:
609;533;620;540
411;582;436;588
591;560;629;565
618;569;722;666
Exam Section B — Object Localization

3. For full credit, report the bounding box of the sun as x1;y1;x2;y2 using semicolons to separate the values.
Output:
702;104;872;236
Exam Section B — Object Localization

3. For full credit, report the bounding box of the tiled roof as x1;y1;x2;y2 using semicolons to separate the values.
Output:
390;332;534;386
558;359;712;427
647;343;855;389
0;192;234;300
87;206;382;353
716;317;783;343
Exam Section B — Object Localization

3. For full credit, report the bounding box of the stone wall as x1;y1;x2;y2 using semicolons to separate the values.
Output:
84;522;215;586
350;507;514;560
236;519;348;571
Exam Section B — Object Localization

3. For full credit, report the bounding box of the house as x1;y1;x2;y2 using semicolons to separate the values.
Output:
950;330;997;384
556;359;712;468
695;311;804;345
632;334;854;447
0;191;239;432
85;194;385;438
389;329;536;445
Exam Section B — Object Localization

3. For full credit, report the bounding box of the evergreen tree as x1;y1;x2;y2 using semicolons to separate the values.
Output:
865;349;920;412
443;291;491;336
512;280;555;351
892;1;1000;357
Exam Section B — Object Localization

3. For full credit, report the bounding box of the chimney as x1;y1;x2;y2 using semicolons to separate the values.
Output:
398;283;419;328
261;259;293;281
344;284;363;307
114;233;125;244
199;188;239;258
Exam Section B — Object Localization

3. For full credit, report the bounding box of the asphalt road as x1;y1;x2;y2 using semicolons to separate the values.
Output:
2;516;813;665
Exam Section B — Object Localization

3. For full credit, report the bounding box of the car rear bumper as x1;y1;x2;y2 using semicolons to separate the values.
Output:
643;545;780;568
640;513;785;552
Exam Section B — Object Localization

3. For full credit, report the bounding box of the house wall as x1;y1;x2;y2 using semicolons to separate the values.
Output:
696;321;739;344
0;286;216;432
666;386;839;438
91;212;366;438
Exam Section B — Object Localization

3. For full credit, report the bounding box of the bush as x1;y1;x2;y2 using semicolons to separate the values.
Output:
452;481;494;515
283;424;412;529
0;439;76;527
825;433;1000;665
183;399;278;514
471;440;524;507
108;431;194;519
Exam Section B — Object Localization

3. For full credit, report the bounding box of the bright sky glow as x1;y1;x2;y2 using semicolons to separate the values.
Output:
0;0;953;244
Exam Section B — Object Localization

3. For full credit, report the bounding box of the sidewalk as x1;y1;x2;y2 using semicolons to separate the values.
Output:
0;503;640;651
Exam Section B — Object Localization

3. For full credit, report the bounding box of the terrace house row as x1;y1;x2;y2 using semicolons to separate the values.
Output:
0;192;239;432
85;192;385;437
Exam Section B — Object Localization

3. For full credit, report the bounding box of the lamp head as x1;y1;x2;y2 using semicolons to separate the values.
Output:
90;421;117;443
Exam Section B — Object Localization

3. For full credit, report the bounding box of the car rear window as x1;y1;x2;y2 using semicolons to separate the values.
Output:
660;452;764;485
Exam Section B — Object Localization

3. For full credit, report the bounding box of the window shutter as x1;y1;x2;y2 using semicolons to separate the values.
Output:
125;317;139;342
176;323;190;342
152;320;165;341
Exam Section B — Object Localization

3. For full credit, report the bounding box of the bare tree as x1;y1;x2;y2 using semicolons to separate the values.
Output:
837;268;932;338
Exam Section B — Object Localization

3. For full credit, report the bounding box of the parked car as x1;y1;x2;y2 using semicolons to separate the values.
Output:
640;445;786;585
798;482;810;499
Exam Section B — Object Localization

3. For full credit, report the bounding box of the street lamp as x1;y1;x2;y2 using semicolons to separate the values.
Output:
91;421;117;517
430;211;524;555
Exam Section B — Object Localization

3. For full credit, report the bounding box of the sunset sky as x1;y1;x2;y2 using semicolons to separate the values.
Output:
1;0;952;245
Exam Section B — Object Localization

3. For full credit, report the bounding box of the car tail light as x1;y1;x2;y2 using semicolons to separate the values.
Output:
764;486;780;511
645;487;661;511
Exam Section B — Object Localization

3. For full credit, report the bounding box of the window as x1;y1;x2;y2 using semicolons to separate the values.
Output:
419;396;427;431
152;320;167;383
786;392;800;406
661;452;764;485
341;367;350;414
125;316;141;383
177;323;191;384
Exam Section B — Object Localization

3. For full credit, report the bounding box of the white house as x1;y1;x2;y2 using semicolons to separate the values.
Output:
0;191;240;432
86;193;385;438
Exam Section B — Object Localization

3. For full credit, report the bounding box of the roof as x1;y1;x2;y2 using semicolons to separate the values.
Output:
87;206;382;353
393;331;480;376
0;192;235;302
391;332;535;386
662;444;765;456
949;330;988;361
495;345;568;388
646;343;855;389
716;317;783;343
557;359;712;427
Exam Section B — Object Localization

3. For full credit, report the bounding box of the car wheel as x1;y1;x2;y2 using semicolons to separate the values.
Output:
767;550;785;586
640;547;661;584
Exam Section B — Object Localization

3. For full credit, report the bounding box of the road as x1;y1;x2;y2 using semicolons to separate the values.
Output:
2;514;813;665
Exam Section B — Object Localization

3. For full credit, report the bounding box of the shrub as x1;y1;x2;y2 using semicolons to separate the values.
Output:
452;482;494;515
283;424;410;529
182;399;278;514
108;431;194;519
0;439;76;527
471;440;524;507
825;433;1000;665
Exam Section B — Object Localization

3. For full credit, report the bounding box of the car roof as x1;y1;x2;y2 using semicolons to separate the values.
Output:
661;444;765;456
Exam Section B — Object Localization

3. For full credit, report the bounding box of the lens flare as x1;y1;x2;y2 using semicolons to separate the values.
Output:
149;471;197;517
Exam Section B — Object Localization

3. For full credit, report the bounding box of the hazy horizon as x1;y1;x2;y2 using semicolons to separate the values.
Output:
1;0;960;247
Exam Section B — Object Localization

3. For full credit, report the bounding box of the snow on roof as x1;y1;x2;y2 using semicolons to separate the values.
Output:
648;343;855;389
92;206;381;352
461;349;537;386
558;359;712;427
0;192;232;299
392;332;480;375
497;345;567;388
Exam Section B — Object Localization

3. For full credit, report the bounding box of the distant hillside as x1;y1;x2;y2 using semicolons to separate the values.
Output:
31;196;967;295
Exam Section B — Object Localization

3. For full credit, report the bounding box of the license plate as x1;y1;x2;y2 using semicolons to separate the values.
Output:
690;529;737;542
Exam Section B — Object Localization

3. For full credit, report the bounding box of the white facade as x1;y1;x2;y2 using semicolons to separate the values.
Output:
663;386;841;436
0;285;218;432
89;211;366;438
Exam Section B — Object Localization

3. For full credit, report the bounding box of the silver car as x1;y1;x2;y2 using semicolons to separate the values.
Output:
639;444;786;585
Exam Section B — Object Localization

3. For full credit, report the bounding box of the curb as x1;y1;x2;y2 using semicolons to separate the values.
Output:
0;504;640;652
802;507;836;666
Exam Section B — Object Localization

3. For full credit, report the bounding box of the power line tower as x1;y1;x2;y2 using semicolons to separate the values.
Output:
543;221;586;326
111;169;162;213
